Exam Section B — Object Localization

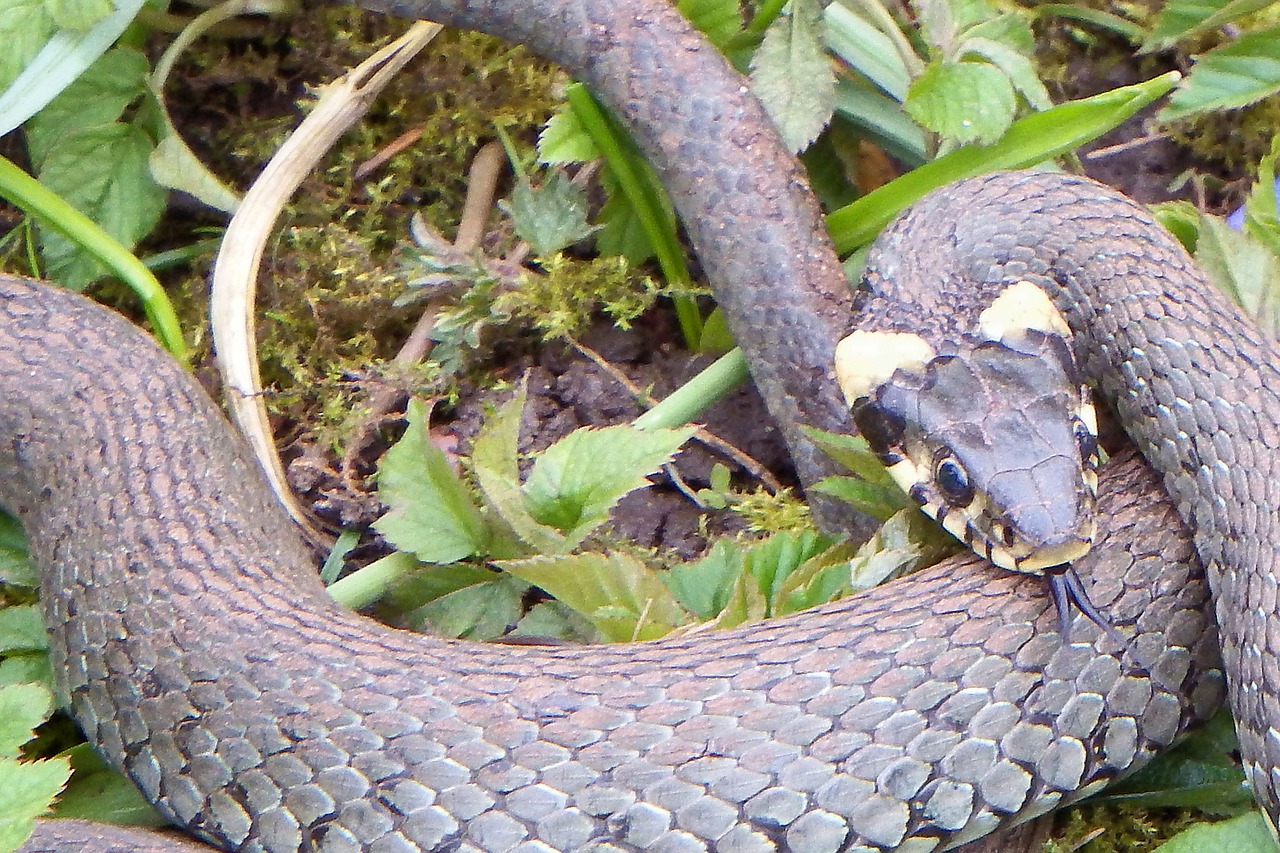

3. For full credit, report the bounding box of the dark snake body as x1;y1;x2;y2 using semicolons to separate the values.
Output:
12;0;1278;850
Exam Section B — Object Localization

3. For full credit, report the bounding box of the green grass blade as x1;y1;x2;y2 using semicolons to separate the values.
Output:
0;154;188;361
826;71;1180;253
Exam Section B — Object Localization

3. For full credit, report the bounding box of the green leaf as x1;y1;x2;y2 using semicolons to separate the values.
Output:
1033;4;1145;43
848;508;959;593
511;600;598;642
773;539;858;614
802;426;912;520
1160;27;1280;120
471;384;568;555
0;511;34;588
500;552;687;641
749;0;835;152
46;0;112;31
522;424;695;548
742;530;832;606
1100;710;1252;811
1190;213;1280;336
36;121;166;289
678;0;743;49
1152;812;1278;852
24;47;147;166
0;656;54;693
0;0;56;94
0;606;47;655
415;575;528;641
0;0;147;137
374;398;488;564
905;59;1015;146
537;107;598;165
0;749;70;852
665;538;747;619
957;36;1052;110
1143;0;1274;52
40;743;164;825
1244;136;1280;257
0;682;53;757
827;72;1180;252
498;170;598;258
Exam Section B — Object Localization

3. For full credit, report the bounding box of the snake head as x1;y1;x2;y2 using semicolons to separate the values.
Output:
836;281;1101;575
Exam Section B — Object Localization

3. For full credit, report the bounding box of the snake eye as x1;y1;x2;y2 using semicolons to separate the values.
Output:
1073;418;1098;461
935;456;974;506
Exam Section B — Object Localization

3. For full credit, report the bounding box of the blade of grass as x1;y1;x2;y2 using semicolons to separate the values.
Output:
564;83;703;348
826;71;1180;253
0;154;188;361
633;348;751;430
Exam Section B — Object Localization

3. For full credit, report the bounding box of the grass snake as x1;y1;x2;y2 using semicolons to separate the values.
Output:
13;0;1272;850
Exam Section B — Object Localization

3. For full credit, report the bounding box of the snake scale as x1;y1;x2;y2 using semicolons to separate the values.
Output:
10;0;1279;851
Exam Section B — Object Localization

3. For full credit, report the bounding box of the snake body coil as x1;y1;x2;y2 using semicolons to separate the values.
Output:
10;1;1276;851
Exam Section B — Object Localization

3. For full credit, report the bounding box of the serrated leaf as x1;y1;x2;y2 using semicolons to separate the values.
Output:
0;682;53;757
774;539;858;614
39;742;164;825
678;0;742;49
811;475;907;521
957;36;1051;110
0;511;34;588
35;121;165;289
849;508;959;593
415;575;528;641
742;530;833;607
522;424;695;548
24;47;147;166
700;569;769;629
1191;213;1280;337
498;171;598;258
905;59;1015;145
511;600;599;642
827;72;1181;251
0;656;54;694
499;552;687;641
1160;26;1280;120
374;398;488;564
46;0;112;31
1143;0;1274;52
749;0;835;152
0;0;56;94
801;427;893;483
537;107;599;165
472;384;568;554
1152;812;1277;852
595;167;655;263
665;538;747;619
0;606;47;655
0;752;70;852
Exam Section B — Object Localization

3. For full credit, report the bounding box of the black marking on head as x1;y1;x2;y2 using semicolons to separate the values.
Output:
852;398;907;461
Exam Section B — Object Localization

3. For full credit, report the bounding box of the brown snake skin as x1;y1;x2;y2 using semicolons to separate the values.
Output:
12;0;1278;850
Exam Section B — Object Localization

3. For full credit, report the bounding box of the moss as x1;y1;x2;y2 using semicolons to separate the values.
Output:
175;9;565;444
495;253;684;340
1048;802;1218;852
727;487;813;536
